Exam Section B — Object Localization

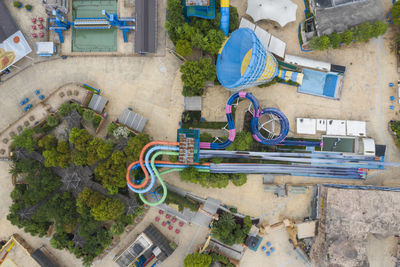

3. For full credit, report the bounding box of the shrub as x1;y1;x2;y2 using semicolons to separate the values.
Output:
341;30;353;45
107;122;118;136
46;115;59;127
92;115;102;129
11;128;37;152
309;35;330;50
25;4;32;11
229;6;239;33
392;1;400;25
83;110;95;122
176;39;193;56
184;252;212;267
328;32;341;49
165;190;200;212
372;21;387;38
13;1;22;8
180;58;216;96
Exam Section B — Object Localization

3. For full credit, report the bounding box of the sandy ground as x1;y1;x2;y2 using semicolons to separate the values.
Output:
163;172;313;223
366;234;397;267
240;227;309;267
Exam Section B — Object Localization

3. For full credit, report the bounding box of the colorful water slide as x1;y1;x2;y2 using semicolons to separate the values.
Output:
220;0;230;36
277;69;304;85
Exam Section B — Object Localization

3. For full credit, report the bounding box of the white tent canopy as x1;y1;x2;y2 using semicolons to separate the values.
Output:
246;0;298;27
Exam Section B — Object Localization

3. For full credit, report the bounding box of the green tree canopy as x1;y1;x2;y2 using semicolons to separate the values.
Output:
212;212;252;246
392;1;400;25
165;0;185;43
124;134;150;162
371;20;387;38
38;134;57;150
176;39;193;57
91;198;125;221
341;30;353;45
328;32;341;49
309;35;330;50
83;110;95;122
227;131;253;151
46;115;60;127
180;58;216;96
11;128;37;152
184;252;212;267
94;150;127;194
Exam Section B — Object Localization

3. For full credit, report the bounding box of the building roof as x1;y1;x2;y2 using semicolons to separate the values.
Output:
143;224;175;257
184;97;202;111
246;0;298;27
311;186;400;266
0;1;18;43
296;118;316;135
284;54;331;72
312;0;383;35
88;94;107;114
186;0;210;6
135;0;157;54
31;249;56;267
118;108;147;132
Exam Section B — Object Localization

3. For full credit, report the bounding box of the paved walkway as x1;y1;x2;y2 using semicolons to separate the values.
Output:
0;54;184;142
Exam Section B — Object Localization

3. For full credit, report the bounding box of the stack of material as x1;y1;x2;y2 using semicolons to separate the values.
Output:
178;134;195;163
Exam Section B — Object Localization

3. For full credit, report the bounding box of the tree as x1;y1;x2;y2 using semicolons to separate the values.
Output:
46;115;59;127
328;32;341;49
38;134;57;150
309;35;330;50
69;128;92;152
42;149;59;167
164;0;185;43
392;1;400;25
229;6;239;33
33;192;76;232
176;39;193;56
231;174;247;186
83;110;95;122
110;221;125;236
372;20;387;38
107;122;118;136
57;141;70;154
357;22;373;42
71;149;88;166
124;134;150;162
59;102;82;117
91;198;125;221
50;231;70;249
341;30;353;45
184;252;212;267
227;131;253;151
95;150;127;194
212;212;251;246
11;128;37;152
76;188;105;213
180;58;216;96
200;29;225;55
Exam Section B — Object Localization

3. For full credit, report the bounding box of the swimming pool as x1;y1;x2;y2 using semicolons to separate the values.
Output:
298;68;340;99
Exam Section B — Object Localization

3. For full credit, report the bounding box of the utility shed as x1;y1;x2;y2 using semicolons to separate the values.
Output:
296;118;316;135
135;0;157;54
143;224;175;258
88;94;108;114
184;97;202;111
326;119;346;136
346;120;366;137
118;108;147;132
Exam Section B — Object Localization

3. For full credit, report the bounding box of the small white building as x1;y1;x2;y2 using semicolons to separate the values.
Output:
35;42;56;56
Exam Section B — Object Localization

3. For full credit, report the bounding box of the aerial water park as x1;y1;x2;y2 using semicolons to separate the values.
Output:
123;4;390;207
